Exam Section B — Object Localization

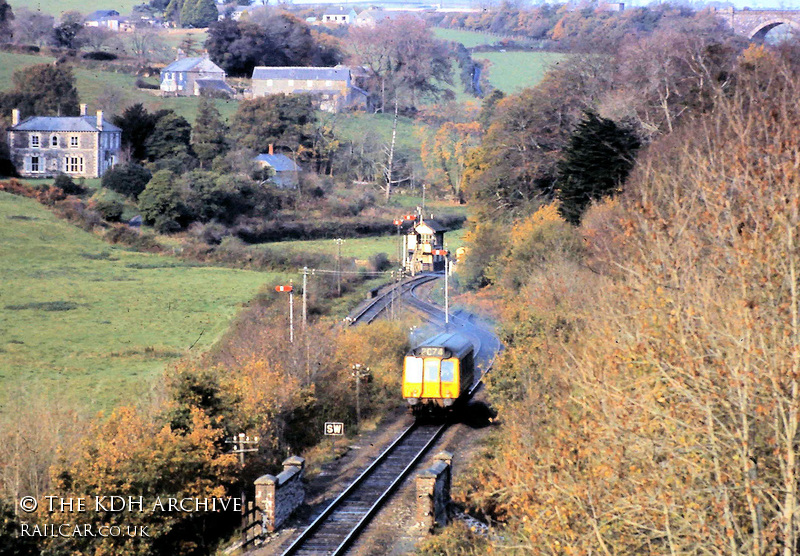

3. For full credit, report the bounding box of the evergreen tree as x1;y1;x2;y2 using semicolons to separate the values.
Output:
164;0;185;26
0;0;14;43
0;64;80;118
190;0;219;28
145;112;193;161
179;0;196;28
555;111;640;225
192;97;228;168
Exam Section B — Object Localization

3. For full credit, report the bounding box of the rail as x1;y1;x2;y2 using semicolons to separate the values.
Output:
279;422;447;556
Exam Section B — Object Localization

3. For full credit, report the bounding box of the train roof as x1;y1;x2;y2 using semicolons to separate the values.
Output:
411;332;474;358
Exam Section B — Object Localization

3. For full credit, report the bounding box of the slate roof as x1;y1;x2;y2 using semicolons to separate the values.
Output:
11;116;121;133
252;66;351;82
86;9;120;21
255;154;300;172
323;7;356;15
196;79;234;94
163;57;225;74
415;219;447;233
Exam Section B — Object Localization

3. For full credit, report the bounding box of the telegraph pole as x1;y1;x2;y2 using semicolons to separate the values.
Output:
302;266;308;329
444;257;449;325
334;238;344;297
289;279;294;344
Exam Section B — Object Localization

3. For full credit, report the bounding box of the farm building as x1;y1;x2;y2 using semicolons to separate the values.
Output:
322;7;357;24
7;105;122;178
404;218;448;274
160;57;233;97
251;66;367;112
254;147;301;188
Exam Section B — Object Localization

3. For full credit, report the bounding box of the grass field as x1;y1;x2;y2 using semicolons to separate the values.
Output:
0;192;278;415
434;27;506;48
473;51;568;93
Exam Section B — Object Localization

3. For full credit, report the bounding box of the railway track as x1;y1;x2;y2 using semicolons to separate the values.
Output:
279;422;447;556
348;273;439;325
272;274;499;556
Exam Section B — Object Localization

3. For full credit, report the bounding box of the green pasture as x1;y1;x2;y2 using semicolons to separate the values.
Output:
473;51;568;93
9;0;141;17
434;27;506;48
0;192;277;414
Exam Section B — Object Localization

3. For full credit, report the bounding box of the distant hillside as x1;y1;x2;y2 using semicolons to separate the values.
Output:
8;0;142;17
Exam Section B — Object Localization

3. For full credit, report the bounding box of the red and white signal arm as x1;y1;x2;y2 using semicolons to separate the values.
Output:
404;214;417;220
275;285;293;292
433;249;449;256
393;219;403;226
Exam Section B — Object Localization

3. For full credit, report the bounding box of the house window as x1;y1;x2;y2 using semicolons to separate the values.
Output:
51;135;58;147
70;136;79;148
267;79;273;87
66;156;84;174
30;135;40;148
287;79;294;87
51;159;58;171
30;156;40;173
306;79;313;87
325;80;333;87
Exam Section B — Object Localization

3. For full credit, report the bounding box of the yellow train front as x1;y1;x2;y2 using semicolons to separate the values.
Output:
402;332;475;411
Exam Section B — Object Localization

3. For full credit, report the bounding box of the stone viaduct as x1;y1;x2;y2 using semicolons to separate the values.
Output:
712;7;800;41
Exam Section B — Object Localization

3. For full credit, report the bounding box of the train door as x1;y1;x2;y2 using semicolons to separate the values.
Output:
421;358;441;399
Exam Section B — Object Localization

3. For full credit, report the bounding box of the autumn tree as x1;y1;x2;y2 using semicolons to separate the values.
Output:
463;55;614;218
10;8;53;47
44;407;238;556
420;121;481;202
348;15;453;111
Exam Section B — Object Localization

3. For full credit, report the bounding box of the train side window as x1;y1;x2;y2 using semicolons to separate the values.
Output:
405;357;423;382
441;360;455;382
424;358;440;382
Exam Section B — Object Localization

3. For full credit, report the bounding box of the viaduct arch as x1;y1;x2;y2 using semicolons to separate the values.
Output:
712;8;800;40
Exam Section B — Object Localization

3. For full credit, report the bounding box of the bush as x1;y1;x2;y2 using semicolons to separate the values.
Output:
135;78;159;90
93;198;124;222
53;173;85;195
101;163;152;199
369;252;391;272
82;51;118;61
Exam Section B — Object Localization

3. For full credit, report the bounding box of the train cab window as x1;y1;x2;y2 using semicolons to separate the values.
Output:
441;360;455;382
405;357;422;382
424;358;440;382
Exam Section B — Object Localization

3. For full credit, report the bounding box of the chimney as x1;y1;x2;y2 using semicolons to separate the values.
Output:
11;109;19;126
96;110;103;130
80;103;87;116
268;144;274;156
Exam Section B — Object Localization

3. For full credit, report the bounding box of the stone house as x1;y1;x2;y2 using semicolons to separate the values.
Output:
321;7;357;24
251;66;367;112
254;146;301;189
7;105;122;178
160;57;233;97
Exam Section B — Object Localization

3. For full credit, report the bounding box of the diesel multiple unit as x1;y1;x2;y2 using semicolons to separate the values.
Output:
402;332;475;410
